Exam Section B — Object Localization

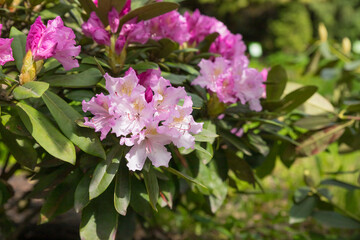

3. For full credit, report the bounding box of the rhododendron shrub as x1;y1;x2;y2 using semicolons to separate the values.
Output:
0;0;357;239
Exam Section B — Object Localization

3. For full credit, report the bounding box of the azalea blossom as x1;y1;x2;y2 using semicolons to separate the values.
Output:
0;24;14;65
83;68;203;171
192;56;264;111
146;10;190;44
26;16;80;70
82;12;110;45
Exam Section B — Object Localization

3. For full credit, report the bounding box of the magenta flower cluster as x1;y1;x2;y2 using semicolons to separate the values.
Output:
82;3;266;111
26;16;81;70
0;24;14;66
82;68;203;171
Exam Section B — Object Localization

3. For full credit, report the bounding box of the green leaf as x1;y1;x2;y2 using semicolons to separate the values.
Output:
89;146;124;200
1;114;28;136
226;151;255;186
320;179;360;191
143;166;159;212
283;82;335;114
194;143;213;163
164;62;199;75
195;128;218;143
132;61;159;72
294;115;336;130
40;170;81;223
313;211;360;229
9;27;27;71
198;32;219;53
265;65;287;101
153;38;179;58
40;3;73;19
219;128;252;156
163;167;207;189
42;90;106;159
13;82;49;100
0;124;37;169
296;121;352;156
160;72;187;85
42;68;103;88
129;176;153;218
65;90;95;102
247;133;269;156
277;86;318;113
196;161;227;213
289;196;316;224
78;0;98;17
256;142;278;179
119;2;179;27
158;179;175;209
74;172;92;213
16;101;76;164
114;160;131;216
80;187;118;240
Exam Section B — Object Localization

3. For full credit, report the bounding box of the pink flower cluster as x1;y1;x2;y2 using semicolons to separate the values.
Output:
82;68;203;171
192;56;264;112
26;16;81;70
0;24;14;66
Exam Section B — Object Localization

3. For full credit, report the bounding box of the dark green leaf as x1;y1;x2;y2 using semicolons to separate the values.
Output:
114;160;131;216
320;179;360;191
143;166;159;212
219;129;252;156
89;146;124;199
74;172;91;213
265;65;287;101
119;2;179;27
40;3;73;19
42;90;106;159
277;86;318;113
9;27;27;71
0;124;37;169
164;62;199;75
256;142;278;178
80;186;118;240
289;196;316;224
163;167;207;189
40;170;81;223
13;82;49;100
294;115;336;130
153;38;179;58
129;176;153;218
65;90;95;102
132;61;159;72
1;114;28;136
42;68;103;88
17;101;76;164
226;151;255;186
313;211;360;229
160;72;187;85
198;32;219;53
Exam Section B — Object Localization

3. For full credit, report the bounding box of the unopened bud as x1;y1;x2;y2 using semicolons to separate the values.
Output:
19;50;37;85
342;37;351;54
318;23;328;42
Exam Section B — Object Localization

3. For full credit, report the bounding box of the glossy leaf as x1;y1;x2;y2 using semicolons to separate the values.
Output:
114;160;131;216
320;179;360;191
277;86;318;113
42;90;106;159
265;65;288;101
226;151;256;186
40;170;81;223
17;101;76;164
313;211;360;229
289;196;316;224
198;32;219;53
74;171;92;213
13;82;49;100
9;27;26;71
163;167;207;189
143;166;159;212
89;146;124;200
42;68;103;88
132;61;159;72
294;115;336;130
0;124;37;169
80;187;118;240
